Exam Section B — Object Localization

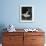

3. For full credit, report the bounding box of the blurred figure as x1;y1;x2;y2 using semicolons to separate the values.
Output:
7;24;16;32
22;7;32;20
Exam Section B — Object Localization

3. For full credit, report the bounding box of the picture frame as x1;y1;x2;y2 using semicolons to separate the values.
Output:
20;5;34;22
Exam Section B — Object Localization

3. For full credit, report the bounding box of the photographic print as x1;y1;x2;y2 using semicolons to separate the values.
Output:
20;5;34;22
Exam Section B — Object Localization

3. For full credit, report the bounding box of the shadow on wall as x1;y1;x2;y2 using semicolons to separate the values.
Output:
0;24;7;43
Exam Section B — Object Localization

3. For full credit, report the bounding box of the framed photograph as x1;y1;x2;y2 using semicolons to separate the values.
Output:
20;5;34;22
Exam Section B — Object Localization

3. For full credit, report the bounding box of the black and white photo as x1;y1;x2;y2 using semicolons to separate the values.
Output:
20;5;34;22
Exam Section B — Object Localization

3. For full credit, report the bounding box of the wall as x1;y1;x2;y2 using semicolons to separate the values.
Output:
0;0;46;29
